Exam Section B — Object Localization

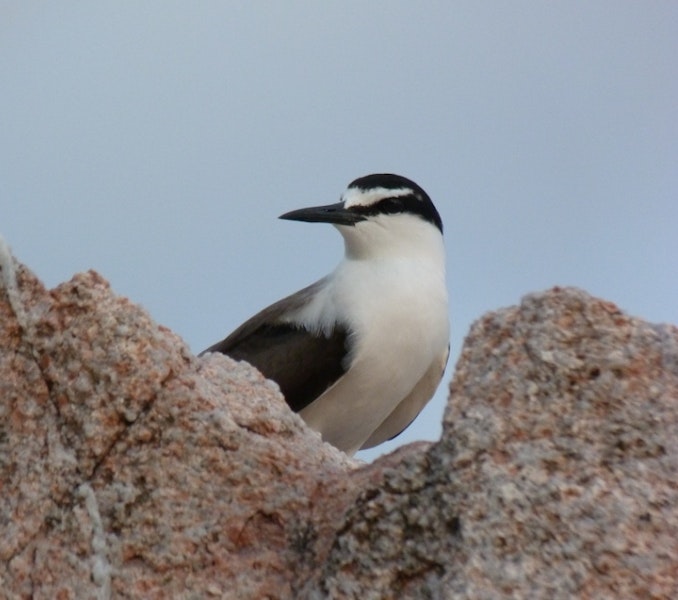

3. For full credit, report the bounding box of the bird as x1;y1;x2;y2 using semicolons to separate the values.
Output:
201;173;449;456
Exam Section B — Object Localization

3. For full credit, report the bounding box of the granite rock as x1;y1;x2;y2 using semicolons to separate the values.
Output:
304;288;678;599
1;241;676;599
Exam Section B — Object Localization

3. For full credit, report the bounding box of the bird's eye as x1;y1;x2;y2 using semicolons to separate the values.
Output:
382;197;404;212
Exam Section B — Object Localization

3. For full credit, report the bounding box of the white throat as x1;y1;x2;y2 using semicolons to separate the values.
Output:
336;213;445;264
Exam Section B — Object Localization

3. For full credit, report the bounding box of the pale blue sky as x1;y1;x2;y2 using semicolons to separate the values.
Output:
2;3;677;460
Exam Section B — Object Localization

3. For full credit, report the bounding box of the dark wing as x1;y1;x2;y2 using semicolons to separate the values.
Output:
200;278;350;412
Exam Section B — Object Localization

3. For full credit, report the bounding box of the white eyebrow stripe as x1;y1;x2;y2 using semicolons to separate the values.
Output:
342;186;414;209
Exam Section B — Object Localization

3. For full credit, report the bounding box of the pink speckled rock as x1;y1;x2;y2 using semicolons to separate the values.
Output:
0;246;358;599
1;240;677;599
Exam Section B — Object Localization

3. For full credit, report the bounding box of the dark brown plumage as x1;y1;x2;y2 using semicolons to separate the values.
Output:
200;279;351;412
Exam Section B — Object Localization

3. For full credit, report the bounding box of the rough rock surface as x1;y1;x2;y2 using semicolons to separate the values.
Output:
1;241;677;599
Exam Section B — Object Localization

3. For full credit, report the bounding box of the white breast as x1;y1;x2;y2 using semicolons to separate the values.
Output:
296;214;449;454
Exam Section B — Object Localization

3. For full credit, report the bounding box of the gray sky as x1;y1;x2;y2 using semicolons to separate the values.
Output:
2;3;677;461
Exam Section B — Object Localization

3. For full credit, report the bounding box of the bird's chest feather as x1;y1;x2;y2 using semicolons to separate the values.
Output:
333;259;449;371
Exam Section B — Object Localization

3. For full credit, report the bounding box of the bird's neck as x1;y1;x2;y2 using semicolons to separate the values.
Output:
338;216;445;267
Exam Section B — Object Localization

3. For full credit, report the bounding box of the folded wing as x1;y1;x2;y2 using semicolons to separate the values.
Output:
201;279;350;413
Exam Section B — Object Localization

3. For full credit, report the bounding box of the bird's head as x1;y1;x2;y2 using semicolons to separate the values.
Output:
280;174;443;260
